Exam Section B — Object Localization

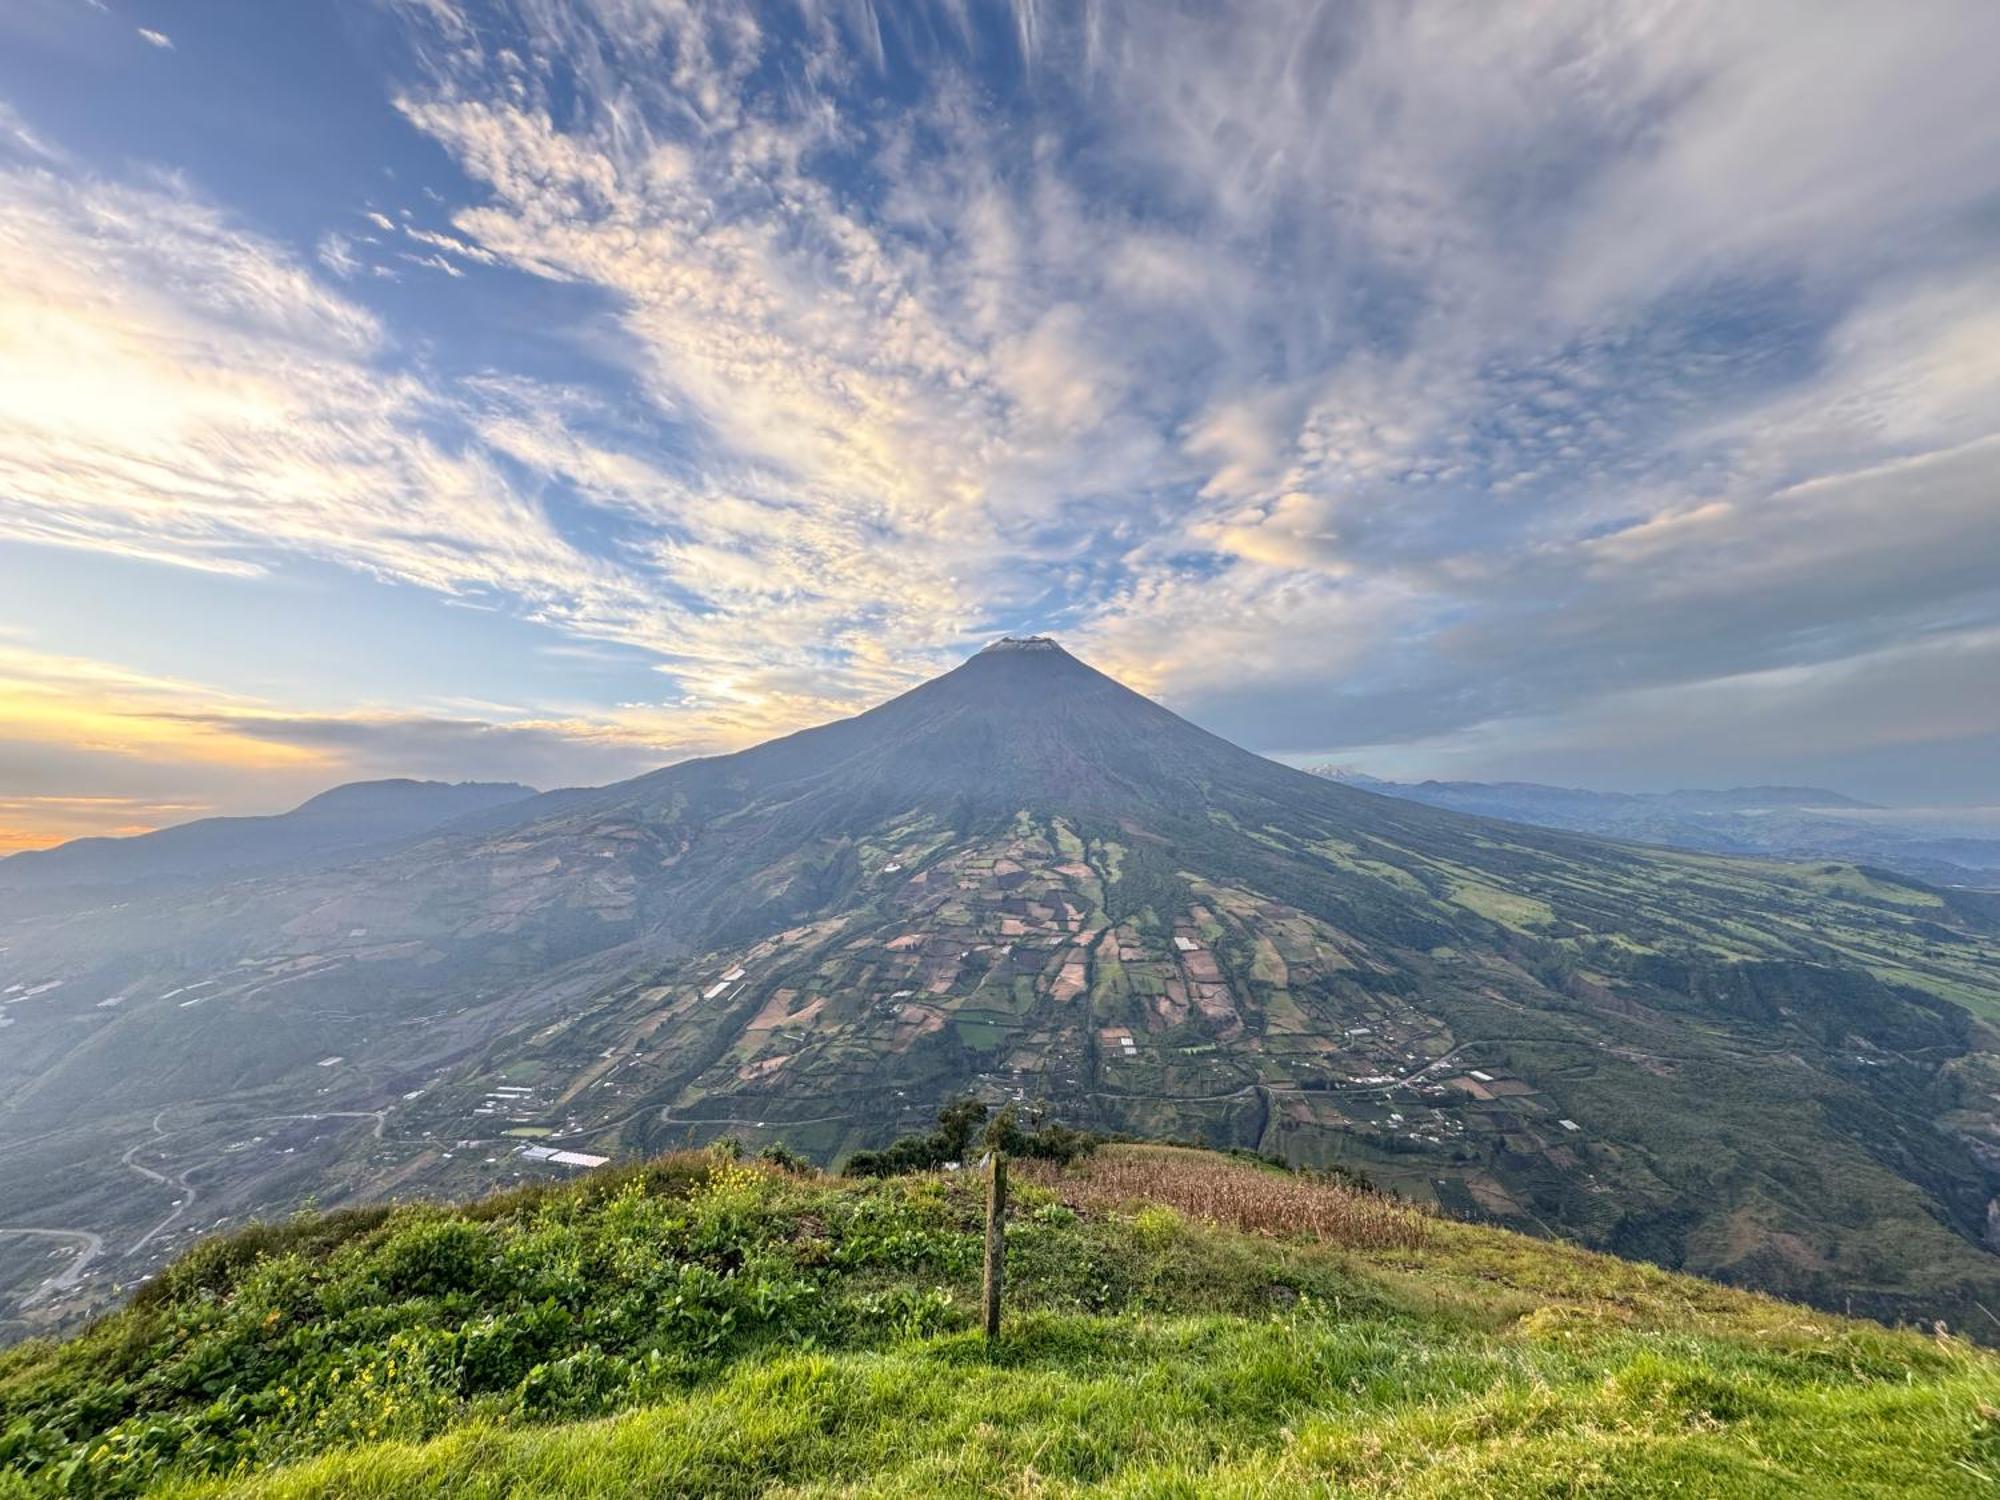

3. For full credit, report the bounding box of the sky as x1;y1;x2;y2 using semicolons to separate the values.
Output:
1;0;1997;852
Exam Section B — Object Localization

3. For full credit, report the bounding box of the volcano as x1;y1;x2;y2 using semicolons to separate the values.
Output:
526;634;1342;828
3;639;1999;1337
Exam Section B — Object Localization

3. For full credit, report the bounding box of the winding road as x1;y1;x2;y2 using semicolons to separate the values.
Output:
0;1227;106;1304
123;1107;390;1257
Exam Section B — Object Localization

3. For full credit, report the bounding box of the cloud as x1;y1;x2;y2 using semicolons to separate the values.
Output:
315;232;359;278
1356;627;2000;803
1171;432;2000;761
0;641;776;849
136;27;172;49
0;644;337;840
4;0;1998;814
0;149;693;664
0;796;211;855
399;249;463;276
0;102;58;162
402;222;496;265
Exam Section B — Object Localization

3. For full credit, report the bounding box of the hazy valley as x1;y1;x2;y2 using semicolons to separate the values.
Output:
1317;772;2000;892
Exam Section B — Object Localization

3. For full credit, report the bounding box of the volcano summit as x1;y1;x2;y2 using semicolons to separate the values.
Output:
2;641;1998;1338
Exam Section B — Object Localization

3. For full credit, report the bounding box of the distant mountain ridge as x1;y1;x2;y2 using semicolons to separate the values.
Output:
1309;770;2000;888
0;778;537;889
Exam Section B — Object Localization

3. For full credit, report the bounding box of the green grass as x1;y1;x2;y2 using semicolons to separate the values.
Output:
151;1321;2000;1499
1446;881;1558;932
3;1148;1994;1498
951;1020;1003;1050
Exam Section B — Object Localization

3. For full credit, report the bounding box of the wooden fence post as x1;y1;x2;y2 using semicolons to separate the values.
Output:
982;1150;1007;1340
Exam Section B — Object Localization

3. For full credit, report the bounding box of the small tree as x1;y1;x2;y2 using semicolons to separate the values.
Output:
981;1103;1030;1157
935;1096;990;1161
841;1097;1098;1177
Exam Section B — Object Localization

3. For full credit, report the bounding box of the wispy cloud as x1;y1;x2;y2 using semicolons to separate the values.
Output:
402;223;495;265
0;642;332;775
0;640;755;849
136;27;172;49
0;149;670;652
2;0;1997;813
371;1;2000;779
315;231;359;278
1359;625;2000;796
0;795;214;854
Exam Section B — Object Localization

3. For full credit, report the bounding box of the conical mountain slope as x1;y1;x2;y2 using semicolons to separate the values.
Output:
552;635;1330;830
2;640;1998;1342
463;634;1513;946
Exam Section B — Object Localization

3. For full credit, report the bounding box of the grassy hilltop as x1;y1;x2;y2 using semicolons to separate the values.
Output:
2;1144;1995;1498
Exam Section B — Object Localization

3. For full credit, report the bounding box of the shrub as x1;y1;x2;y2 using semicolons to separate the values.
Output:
756;1142;812;1173
842;1100;1100;1177
370;1218;498;1300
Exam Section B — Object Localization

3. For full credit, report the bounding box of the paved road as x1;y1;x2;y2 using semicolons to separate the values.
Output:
122;1109;195;1255
0;1227;106;1303
123;1108;392;1257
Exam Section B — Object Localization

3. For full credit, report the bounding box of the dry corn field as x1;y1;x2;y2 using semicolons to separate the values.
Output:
1024;1146;1432;1251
